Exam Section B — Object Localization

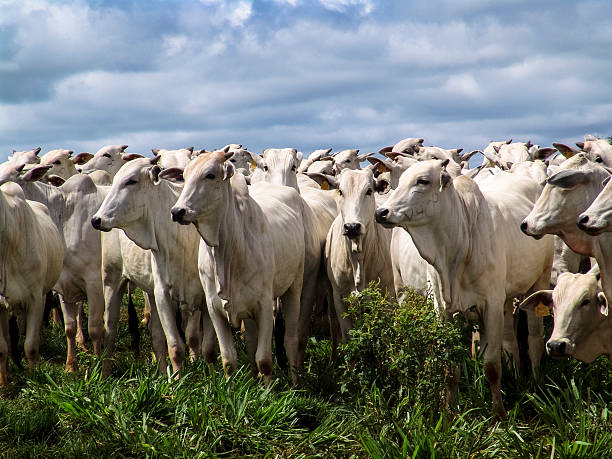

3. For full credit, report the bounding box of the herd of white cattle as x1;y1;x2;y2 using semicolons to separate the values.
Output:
0;135;611;418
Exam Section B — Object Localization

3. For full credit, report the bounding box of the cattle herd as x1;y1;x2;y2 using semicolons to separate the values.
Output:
1;136;611;419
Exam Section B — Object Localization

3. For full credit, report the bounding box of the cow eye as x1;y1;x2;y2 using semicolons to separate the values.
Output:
581;298;590;307
595;156;603;163
53;160;61;165
263;165;269;171
291;165;296;172
126;179;138;186
103;153;111;158
230;159;236;163
338;189;343;196
344;160;350;164
416;178;430;186
206;173;215;180
366;188;373;195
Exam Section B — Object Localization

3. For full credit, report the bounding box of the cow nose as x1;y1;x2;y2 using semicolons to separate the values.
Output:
375;208;389;223
520;221;529;235
171;207;186;222
343;223;361;238
546;341;567;355
91;216;102;230
577;215;589;229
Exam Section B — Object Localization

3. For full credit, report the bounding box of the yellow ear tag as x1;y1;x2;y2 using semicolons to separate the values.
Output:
320;180;330;190
535;302;550;317
378;164;388;173
250;160;256;171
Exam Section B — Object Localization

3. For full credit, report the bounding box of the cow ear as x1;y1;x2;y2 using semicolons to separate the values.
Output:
307;172;338;189
519;290;553;312
33;147;41;155
505;161;513;170
597;292;608;316
47;175;66;187
122;153;144;162
547;169;591;189
576;142;585;150
21;165;52;182
72;152;94;165
249;152;263;170
152;148;160;155
150;155;161;165
493;145;501;154
223;162;235;180
158;167;184;183
148;165;162;184
357;153;369;162
296;150;303;166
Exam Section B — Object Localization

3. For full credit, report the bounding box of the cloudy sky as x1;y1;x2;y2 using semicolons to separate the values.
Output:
1;0;611;162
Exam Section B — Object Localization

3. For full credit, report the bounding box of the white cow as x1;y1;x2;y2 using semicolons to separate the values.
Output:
151;147;194;170
325;167;394;341
577;175;612;235
77;145;143;178
0;163;108;371
38;149;79;182
520;271;610;362
249;148;338;365
298;148;333;174
6;147;41;168
331;149;369;174
92;157;216;374
521;154;612;301
375;159;554;418
170;150;305;383
0;182;63;384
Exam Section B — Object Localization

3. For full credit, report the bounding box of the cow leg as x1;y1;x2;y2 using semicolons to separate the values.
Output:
142;292;152;326
147;295;168;374
281;283;302;385
297;271;319;369
525;274;548;376
327;291;341;362
24;295;44;370
332;288;352;343
59;297;79;373
102;278;128;378
201;307;219;365
75;302;87;351
154;287;185;376
0;309;9;385
208;302;237;375
481;303;507;419
243;318;259;378
85;281;105;357
502;299;521;367
255;300;275;385
185;309;203;361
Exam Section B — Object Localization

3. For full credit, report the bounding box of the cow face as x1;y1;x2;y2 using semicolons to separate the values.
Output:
375;159;450;230
78;145;140;177
336;168;377;242
521;155;606;238
91;158;160;235
582;138;612;167
578;176;612;235
251;148;301;189
7;147;41;168
39;149;75;180
332;149;367;174
171;151;234;246
520;272;608;361
153;148;193;170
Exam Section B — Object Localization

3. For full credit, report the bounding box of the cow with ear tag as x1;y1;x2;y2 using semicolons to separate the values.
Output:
171;150;306;384
520;271;611;362
325;164;394;342
92;156;217;376
375;159;554;418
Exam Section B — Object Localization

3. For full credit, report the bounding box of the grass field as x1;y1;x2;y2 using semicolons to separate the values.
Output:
0;288;610;458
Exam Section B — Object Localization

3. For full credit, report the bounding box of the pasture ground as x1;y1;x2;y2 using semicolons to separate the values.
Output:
0;288;610;458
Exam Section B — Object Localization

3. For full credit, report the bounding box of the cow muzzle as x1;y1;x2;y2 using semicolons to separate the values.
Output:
343;222;362;239
171;206;190;225
546;340;570;358
91;216;110;232
520;220;543;240
577;214;603;236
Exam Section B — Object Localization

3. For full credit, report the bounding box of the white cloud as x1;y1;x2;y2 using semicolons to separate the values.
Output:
319;0;374;15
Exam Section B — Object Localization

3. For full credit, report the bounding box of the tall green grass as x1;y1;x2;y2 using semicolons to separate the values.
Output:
0;287;610;457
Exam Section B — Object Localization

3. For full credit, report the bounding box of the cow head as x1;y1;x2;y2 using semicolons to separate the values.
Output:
375;159;451;230
7;147;41;168
39;149;76;181
91;157;163;250
171;150;235;246
520;154;608;239
335;167;378;251
519;272;608;362
577;175;612;235
250;148;302;189
332;149;368;174
581;137;612;167
78;144;142;177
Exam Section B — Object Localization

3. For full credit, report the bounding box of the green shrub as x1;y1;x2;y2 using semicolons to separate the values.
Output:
341;286;469;417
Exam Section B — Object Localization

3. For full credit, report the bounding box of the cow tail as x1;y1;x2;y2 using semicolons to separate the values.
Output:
127;283;140;357
8;315;22;369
